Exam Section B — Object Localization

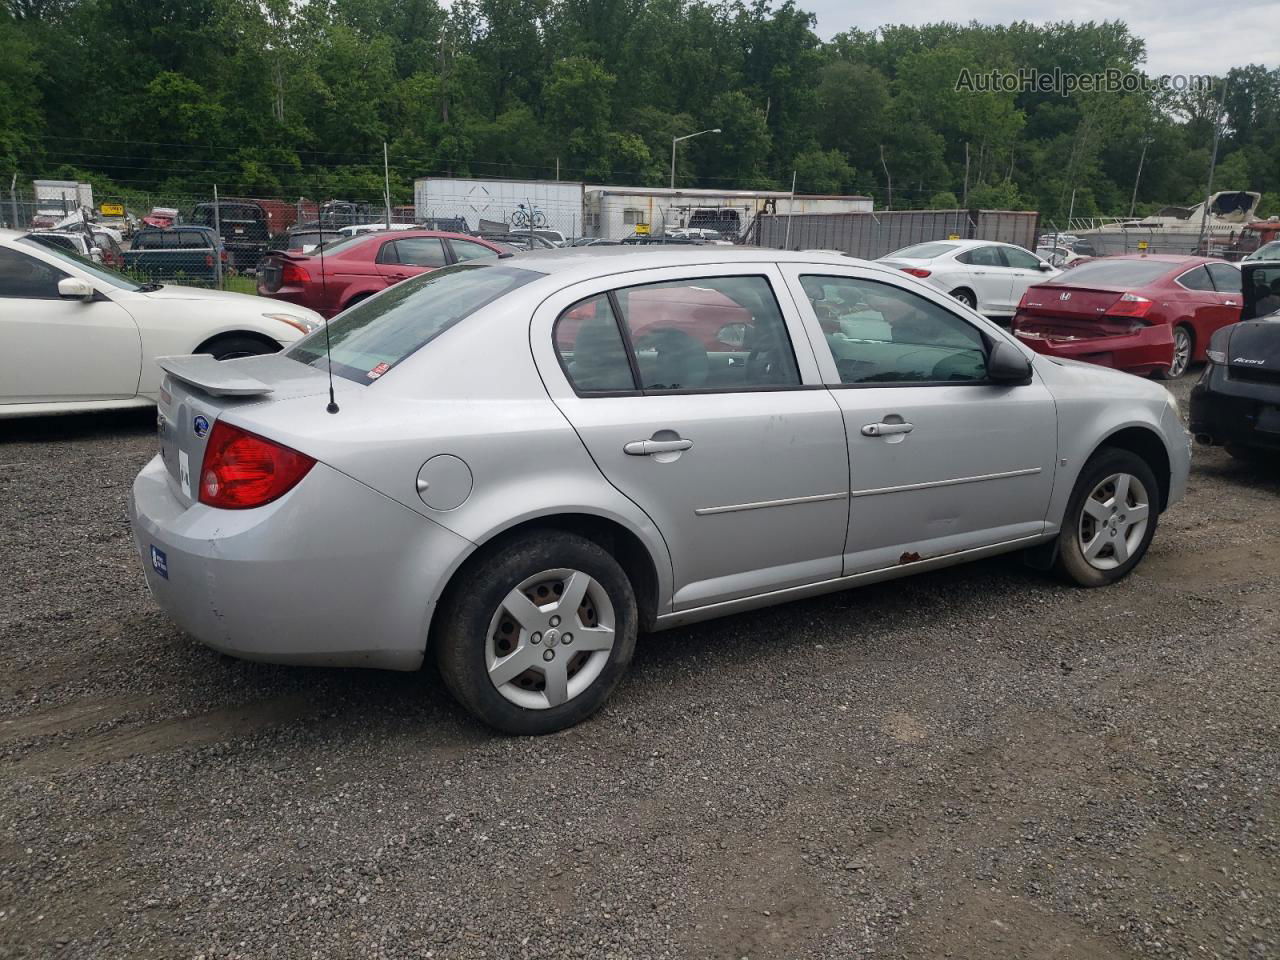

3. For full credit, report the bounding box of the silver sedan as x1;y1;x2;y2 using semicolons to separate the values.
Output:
129;247;1190;734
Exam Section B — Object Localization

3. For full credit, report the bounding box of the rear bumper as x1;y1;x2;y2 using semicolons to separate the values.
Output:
1013;323;1173;376
1189;366;1280;451
128;454;474;670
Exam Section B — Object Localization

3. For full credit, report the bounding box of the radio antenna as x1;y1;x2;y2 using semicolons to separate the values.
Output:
317;189;339;414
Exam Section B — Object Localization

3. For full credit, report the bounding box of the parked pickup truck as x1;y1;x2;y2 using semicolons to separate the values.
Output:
123;226;227;286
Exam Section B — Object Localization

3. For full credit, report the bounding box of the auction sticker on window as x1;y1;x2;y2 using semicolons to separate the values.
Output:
367;362;391;380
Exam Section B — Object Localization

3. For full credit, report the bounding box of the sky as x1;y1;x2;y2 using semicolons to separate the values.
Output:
804;0;1280;77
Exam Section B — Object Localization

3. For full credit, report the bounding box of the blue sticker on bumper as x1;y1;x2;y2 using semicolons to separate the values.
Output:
150;545;169;579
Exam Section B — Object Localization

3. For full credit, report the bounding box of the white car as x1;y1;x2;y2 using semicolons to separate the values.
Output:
878;239;1059;319
0;229;324;419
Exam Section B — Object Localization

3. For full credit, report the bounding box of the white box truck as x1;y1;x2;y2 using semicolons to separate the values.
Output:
413;177;585;239
32;179;94;228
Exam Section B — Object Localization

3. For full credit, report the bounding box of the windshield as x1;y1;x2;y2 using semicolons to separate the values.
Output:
1246;241;1280;261
17;236;142;291
1044;259;1171;288
886;242;959;259
287;262;540;383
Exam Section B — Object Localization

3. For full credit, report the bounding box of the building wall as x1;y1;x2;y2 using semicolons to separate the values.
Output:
756;209;1040;258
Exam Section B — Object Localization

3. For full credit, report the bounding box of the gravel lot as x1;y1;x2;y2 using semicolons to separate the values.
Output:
2;374;1278;960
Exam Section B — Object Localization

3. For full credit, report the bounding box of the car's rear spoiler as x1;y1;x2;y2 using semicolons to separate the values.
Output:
157;355;275;397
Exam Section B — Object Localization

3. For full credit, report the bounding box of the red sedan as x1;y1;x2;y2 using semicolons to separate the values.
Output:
257;230;508;318
1012;255;1241;378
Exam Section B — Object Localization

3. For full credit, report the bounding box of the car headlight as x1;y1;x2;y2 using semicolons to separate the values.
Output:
262;312;321;335
1205;348;1226;364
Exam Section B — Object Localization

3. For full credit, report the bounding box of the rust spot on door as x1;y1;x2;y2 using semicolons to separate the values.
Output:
899;551;923;564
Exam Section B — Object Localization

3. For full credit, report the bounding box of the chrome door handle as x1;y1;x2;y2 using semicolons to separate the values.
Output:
624;438;693;456
1224;299;1238;306
861;421;914;437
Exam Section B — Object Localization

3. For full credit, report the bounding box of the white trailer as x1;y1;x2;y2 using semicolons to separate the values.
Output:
413;177;585;237
32;179;94;215
582;186;873;240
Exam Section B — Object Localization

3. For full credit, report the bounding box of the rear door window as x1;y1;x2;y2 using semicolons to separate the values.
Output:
1177;266;1214;291
553;295;636;394
956;245;1004;267
391;237;448;267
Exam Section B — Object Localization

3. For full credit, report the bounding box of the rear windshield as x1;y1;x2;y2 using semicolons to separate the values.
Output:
193;204;263;222
286;262;540;384
886;242;958;259
1044;259;1171;287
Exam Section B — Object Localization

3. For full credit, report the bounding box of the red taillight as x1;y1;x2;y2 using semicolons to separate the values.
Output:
900;267;932;278
221;250;229;262
205;254;213;267
1104;292;1153;319
281;261;311;284
198;421;315;509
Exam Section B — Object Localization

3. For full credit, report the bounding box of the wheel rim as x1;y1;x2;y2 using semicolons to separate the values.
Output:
953;291;974;308
1078;472;1150;571
1170;329;1191;377
485;568;616;710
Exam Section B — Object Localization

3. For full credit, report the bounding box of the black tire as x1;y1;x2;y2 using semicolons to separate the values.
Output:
434;530;638;735
1154;324;1193;380
1053;448;1160;587
199;334;280;361
950;288;977;310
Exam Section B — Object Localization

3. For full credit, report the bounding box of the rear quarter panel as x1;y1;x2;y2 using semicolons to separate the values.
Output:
225;296;677;618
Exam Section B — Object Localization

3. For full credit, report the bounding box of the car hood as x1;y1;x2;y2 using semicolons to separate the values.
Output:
136;284;272;305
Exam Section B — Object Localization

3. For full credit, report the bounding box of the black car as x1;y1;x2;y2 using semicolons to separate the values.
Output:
123;226;227;284
189;199;270;270
1189;260;1280;460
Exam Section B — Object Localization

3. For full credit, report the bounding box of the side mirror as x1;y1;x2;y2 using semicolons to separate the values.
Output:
987;340;1033;384
716;322;748;350
1038;261;1054;271
57;277;95;301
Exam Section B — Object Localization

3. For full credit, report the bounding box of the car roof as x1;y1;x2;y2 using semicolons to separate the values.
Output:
497;245;872;286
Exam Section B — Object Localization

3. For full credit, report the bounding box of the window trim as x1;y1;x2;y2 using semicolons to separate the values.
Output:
552;273;809;398
796;271;998;389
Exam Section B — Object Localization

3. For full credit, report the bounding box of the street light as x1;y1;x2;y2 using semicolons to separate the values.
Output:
671;128;721;190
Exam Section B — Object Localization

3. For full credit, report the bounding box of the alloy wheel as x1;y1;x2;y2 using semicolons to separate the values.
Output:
1077;472;1150;571
1169;328;1191;378
485;568;616;710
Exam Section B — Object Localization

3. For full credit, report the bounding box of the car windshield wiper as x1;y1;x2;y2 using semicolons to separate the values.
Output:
137;282;165;292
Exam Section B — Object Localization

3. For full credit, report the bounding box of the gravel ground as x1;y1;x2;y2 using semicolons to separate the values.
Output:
1;375;1278;960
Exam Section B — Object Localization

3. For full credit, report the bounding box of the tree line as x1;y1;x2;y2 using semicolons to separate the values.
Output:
2;0;1278;219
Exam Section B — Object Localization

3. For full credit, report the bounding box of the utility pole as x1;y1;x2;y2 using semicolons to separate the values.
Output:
783;170;797;249
1129;136;1153;218
671;128;721;190
212;184;223;288
1197;77;1230;255
880;144;893;211
383;142;393;226
962;142;970;207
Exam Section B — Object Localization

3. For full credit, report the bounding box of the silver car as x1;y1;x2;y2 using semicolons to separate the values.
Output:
129;248;1190;734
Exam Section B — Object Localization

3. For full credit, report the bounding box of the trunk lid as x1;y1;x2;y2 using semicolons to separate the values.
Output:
154;353;335;507
1014;283;1146;339
1226;319;1280;382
